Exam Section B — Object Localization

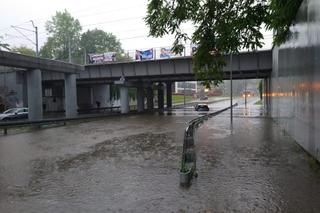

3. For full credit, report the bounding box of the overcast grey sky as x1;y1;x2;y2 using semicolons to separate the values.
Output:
0;0;273;53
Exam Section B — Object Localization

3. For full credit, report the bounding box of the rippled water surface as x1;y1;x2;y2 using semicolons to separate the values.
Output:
0;99;320;212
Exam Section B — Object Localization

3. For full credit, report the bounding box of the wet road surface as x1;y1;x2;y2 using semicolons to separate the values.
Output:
0;98;320;212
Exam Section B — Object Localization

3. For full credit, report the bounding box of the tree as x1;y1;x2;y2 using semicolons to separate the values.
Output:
0;36;10;51
81;29;131;63
267;0;303;45
145;0;302;87
11;45;36;56
40;11;129;64
40;10;82;61
81;29;123;54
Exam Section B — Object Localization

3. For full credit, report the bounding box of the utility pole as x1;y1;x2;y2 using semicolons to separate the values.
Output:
11;21;38;57
183;82;186;107
230;53;233;126
245;79;247;108
30;21;38;57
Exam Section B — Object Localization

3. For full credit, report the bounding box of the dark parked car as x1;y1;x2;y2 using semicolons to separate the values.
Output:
0;108;28;121
194;104;209;111
199;96;208;100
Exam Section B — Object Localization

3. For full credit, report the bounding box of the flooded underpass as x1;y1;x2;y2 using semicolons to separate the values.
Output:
0;99;320;212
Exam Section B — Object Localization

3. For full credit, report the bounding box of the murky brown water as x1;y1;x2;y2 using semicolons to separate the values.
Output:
0;99;320;212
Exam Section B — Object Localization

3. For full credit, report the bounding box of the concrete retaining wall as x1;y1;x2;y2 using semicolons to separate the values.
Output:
271;0;320;161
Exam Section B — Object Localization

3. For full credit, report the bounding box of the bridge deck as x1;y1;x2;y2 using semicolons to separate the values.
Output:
0;50;83;73
42;50;272;83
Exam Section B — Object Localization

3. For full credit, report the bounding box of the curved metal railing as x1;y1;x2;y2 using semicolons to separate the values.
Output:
180;103;238;187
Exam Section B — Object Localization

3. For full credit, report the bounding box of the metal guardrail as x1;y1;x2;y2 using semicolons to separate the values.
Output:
0;105;169;135
77;106;120;114
0;105;164;135
180;103;238;187
0;107;123;135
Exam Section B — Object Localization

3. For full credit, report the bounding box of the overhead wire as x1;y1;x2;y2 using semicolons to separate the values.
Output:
0;2;146;33
0;0;274;52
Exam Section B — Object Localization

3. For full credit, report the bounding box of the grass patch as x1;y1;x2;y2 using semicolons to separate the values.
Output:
172;94;194;104
254;100;263;105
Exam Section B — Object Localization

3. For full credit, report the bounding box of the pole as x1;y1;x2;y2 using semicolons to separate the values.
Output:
35;26;38;57
68;37;71;63
245;79;247;108
230;53;233;125
84;48;87;65
30;20;38;57
183;82;186;107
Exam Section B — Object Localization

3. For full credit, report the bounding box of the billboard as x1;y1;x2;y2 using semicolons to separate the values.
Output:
135;48;154;61
160;47;182;58
191;45;197;55
88;52;116;64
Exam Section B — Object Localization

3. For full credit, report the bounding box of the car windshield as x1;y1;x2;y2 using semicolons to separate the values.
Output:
3;109;18;114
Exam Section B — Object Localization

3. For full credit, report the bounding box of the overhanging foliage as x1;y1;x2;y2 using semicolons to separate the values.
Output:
145;0;303;87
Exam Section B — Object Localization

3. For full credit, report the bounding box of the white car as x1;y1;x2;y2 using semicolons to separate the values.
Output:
0;108;28;121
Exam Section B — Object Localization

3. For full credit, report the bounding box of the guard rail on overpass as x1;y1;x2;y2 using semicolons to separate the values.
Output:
42;50;272;83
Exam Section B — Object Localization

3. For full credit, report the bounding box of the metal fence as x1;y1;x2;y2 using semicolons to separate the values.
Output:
0;106;122;135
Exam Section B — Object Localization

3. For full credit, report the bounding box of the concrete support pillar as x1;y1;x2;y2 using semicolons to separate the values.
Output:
64;73;78;118
93;84;110;107
27;69;43;121
137;86;145;112
157;83;164;109
166;82;172;108
147;84;154;111
120;86;129;114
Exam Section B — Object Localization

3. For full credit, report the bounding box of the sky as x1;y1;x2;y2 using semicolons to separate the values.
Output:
0;0;273;54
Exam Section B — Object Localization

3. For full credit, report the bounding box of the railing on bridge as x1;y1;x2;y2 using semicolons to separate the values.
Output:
180;103;238;187
87;45;271;65
87;45;194;65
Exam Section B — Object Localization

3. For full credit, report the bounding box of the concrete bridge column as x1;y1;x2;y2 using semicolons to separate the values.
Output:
137;86;145;112
64;73;78;118
93;84;110;107
166;82;172;108
157;83;164;110
27;69;43;121
120;86;129;114
147;84;154;111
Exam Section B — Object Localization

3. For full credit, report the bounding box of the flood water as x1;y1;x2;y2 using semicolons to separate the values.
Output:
0;98;320;212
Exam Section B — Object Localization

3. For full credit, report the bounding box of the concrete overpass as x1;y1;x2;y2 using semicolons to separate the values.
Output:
41;50;271;114
1;50;272;118
0;50;83;120
42;50;272;83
